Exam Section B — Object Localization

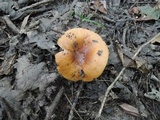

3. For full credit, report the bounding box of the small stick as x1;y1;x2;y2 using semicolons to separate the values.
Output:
122;26;128;49
45;87;64;120
3;16;20;34
132;32;160;59
95;67;126;119
52;29;64;35
102;16;115;23
65;94;83;120
95;32;160;119
18;0;53;12
68;81;84;120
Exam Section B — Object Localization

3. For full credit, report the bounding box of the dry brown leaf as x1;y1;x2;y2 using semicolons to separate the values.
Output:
119;103;147;117
91;0;107;14
0;54;16;75
100;0;107;10
115;43;149;73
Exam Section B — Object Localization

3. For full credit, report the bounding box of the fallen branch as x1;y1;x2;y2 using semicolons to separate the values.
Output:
18;0;53;12
68;81;84;120
45;87;64;120
95;32;160;119
65;93;83;120
3;16;20;34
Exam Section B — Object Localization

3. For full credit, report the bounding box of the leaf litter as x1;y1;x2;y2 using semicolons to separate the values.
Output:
0;0;160;120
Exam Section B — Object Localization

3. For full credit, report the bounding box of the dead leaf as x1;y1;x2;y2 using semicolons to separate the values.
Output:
26;30;56;50
100;0;107;10
129;7;139;16
0;77;11;88
0;87;24;118
119;103;147;117
38;72;58;92
129;4;160;21
139;5;160;20
20;14;31;34
144;89;160;102
15;55;57;91
115;43;149;73
15;55;45;90
0;87;23;105
91;0;107;14
0;54;16;75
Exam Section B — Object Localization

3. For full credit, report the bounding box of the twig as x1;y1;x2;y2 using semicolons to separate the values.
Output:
52;29;64;35
64;94;83;120
3;16;20;34
68;81;84;120
95;32;160;119
95;67;126;119
18;0;53;12
102;15;115;23
45;87;64;120
122;26;128;49
132;32;160;59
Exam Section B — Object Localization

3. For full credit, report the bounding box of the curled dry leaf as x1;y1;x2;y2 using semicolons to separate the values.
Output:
119;103;147;117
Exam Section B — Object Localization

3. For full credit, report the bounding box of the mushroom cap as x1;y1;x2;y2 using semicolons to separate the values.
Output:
55;28;109;82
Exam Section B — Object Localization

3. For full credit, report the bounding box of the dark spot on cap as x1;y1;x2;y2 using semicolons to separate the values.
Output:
97;50;103;56
66;32;76;39
73;42;78;48
71;73;76;78
92;40;98;43
79;69;85;78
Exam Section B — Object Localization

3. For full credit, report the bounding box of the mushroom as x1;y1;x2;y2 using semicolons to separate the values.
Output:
55;28;109;82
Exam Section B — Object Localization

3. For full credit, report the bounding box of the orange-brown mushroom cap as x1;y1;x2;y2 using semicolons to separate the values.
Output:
55;28;109;82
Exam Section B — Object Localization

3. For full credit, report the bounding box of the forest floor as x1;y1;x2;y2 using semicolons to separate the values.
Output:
0;0;160;120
